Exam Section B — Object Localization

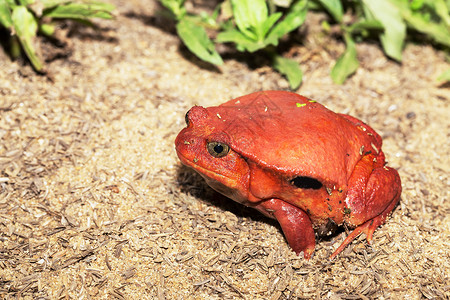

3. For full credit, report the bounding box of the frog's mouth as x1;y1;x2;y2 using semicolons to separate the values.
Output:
176;150;251;204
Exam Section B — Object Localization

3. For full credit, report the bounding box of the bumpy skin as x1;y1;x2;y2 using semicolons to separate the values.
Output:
175;91;401;259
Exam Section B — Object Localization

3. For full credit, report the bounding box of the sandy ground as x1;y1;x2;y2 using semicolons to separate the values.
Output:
0;1;449;299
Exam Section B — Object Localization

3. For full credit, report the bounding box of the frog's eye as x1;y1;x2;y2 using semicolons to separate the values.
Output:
207;142;230;158
290;176;323;190
185;110;190;126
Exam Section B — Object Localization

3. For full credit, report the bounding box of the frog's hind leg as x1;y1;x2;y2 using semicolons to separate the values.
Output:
329;189;400;259
330;155;401;260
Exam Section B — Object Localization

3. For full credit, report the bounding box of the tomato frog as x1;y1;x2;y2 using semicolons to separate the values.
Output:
175;91;401;259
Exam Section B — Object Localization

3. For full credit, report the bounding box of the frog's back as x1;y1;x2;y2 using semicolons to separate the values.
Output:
207;91;380;186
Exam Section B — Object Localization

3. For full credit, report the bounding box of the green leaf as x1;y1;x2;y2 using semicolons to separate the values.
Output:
39;22;55;36
434;0;450;27
331;33;359;84
43;2;115;20
437;68;450;81
409;0;424;10
0;0;13;28
418;0;450;28
41;0;71;9
404;12;450;47
159;0;186;20
260;12;282;38
10;36;21;58
216;28;265;52
266;0;308;45
18;0;34;5
391;0;450;47
272;55;303;89
176;18;223;65
348;20;384;33
231;0;268;41
11;5;43;71
317;0;343;23
362;0;406;62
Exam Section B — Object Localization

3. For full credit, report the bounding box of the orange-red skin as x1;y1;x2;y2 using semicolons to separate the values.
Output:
175;91;401;259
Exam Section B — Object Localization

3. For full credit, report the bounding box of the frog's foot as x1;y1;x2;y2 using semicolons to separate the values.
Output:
329;176;401;260
259;199;316;259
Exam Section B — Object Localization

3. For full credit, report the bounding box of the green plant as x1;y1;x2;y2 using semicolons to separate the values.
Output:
160;0;223;65
161;0;307;89
0;0;115;72
159;0;450;87
317;0;450;83
217;0;307;88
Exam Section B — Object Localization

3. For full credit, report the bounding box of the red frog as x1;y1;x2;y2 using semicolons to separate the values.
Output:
175;91;401;259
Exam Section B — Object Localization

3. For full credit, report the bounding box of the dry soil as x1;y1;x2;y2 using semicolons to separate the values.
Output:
0;1;449;299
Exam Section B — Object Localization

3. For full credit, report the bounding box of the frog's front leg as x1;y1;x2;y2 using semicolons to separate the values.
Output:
330;153;401;259
257;199;316;259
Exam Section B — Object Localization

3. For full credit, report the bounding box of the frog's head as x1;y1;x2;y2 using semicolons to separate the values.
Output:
175;106;253;204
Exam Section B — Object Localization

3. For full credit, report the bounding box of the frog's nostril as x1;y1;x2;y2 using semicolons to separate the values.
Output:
185;110;190;126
